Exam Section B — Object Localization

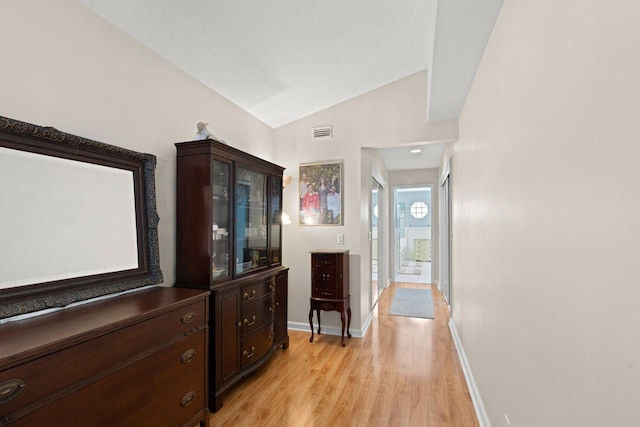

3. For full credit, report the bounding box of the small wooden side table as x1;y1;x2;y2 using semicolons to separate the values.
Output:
308;250;351;346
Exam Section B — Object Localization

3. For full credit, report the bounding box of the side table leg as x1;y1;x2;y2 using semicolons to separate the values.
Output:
316;309;322;334
309;306;314;342
347;306;352;338
340;310;347;346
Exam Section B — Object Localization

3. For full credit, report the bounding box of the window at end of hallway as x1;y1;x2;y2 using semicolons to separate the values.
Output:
410;202;428;219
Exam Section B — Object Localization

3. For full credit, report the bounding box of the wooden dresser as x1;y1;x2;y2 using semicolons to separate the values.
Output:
0;287;210;427
414;238;432;262
309;250;351;346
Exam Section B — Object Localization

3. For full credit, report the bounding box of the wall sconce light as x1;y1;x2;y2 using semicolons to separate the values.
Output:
281;212;292;225
282;174;292;188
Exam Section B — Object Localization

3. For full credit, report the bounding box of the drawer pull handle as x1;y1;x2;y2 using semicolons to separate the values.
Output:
0;379;25;405
181;311;197;324
243;315;256;326
181;391;197;407
269;282;275;291
181;349;197;364
243;346;256;359
236;321;242;327
269;305;276;312
243;290;256;300
269;333;274;342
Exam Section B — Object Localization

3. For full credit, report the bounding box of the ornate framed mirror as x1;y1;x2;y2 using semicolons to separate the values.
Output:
0;116;163;319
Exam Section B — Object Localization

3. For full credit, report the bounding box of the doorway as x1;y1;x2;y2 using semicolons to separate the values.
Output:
393;187;432;284
440;165;452;305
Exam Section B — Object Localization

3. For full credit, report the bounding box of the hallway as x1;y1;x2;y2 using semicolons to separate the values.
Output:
210;283;478;426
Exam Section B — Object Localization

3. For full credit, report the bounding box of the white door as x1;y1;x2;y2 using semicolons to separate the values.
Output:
371;178;381;308
440;173;452;305
393;187;432;284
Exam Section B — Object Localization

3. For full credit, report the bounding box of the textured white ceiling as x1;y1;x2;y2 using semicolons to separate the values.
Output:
77;0;502;171
79;0;438;128
377;142;447;171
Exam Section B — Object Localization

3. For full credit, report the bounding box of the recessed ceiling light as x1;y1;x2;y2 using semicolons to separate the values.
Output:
410;149;422;154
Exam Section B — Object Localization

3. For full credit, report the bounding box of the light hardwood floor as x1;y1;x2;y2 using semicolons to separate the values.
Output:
209;283;479;427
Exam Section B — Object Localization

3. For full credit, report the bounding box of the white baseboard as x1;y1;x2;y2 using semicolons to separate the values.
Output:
288;319;367;338
449;319;491;427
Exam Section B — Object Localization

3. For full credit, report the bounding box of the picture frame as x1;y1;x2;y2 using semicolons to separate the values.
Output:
299;161;343;225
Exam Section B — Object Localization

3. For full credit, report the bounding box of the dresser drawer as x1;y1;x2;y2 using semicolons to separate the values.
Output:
0;299;205;418
240;324;273;368
240;278;275;303
7;331;206;426
11;360;205;427
240;296;275;336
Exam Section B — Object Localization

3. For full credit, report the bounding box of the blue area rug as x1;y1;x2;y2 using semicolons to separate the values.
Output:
388;288;435;319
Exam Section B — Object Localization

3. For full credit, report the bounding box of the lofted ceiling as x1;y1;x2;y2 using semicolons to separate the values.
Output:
78;0;502;171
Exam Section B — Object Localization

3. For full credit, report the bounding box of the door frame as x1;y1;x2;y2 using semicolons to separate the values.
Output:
439;158;452;307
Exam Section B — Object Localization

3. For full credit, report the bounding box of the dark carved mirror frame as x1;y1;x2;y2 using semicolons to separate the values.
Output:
0;116;163;319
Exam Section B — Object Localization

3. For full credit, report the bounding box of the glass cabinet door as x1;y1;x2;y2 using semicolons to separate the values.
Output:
235;167;267;274
270;175;282;266
212;159;230;281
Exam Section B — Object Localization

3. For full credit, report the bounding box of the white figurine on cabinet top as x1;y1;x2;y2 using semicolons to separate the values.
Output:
195;122;227;144
195;122;213;140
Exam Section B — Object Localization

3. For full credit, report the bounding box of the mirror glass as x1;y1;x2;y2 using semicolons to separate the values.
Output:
0;147;139;289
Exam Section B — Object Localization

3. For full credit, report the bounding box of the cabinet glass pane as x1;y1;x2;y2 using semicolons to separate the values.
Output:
212;159;230;281
235;167;267;274
270;175;282;265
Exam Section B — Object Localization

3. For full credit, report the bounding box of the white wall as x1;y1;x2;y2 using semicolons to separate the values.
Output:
451;1;640;425
0;1;453;338
0;0;274;286
275;71;457;333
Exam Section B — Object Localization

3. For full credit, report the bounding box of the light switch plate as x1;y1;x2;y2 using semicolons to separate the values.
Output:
337;233;344;245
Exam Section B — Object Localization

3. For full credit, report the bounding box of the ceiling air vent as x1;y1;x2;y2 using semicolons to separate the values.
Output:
312;125;333;140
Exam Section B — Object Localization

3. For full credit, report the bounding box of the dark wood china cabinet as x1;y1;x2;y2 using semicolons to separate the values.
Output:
175;139;289;411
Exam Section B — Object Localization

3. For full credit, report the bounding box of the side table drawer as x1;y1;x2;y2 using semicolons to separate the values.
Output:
314;288;337;299
313;254;337;267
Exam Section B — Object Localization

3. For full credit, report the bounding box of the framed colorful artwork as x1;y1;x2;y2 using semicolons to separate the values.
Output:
298;161;343;225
